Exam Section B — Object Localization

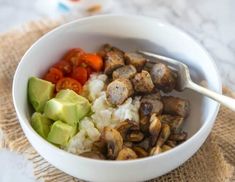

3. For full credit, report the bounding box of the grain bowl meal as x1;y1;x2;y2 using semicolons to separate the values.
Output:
28;44;190;160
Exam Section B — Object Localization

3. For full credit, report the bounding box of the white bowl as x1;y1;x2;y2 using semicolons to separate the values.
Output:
12;15;221;182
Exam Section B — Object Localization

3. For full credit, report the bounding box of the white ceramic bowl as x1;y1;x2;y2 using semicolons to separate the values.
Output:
12;15;221;182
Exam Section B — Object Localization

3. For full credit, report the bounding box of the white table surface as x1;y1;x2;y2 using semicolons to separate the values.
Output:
0;0;234;181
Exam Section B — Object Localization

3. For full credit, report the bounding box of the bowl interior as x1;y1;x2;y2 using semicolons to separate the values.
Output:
13;15;221;148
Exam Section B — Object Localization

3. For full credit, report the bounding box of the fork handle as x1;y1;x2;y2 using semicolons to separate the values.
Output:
187;81;235;111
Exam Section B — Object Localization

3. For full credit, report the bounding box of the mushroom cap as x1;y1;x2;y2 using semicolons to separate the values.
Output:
80;151;105;160
102;127;123;160
116;147;137;160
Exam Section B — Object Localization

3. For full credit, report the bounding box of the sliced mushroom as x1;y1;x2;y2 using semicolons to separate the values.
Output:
92;140;106;154
115;119;139;140
165;140;177;148
169;131;188;142
102;127;123;160
156;124;171;147
123;142;133;148
149;114;162;146
139;116;150;134
161;145;172;152
126;131;144;142
141;93;163;115
149;145;162;156
132;146;148;158
116;147;138;160
134;137;151;151
80;151;105;160
160;114;184;133
139;102;153;117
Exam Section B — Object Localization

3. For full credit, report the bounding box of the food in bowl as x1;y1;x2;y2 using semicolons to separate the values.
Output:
28;44;190;160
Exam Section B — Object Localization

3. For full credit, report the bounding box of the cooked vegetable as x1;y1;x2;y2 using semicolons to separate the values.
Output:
141;93;163;115
81;53;103;72
71;66;88;85
132;146;148;158
63;48;85;66
126;130;144;142
160;114;184;133
150;145;162;156
149;114;162;146
56;77;82;94
53;60;72;75
43;67;63;84
116;147;137;160
161;145;172;152
101;127;123;160
80;151;105;160
169;131;188;142
139;116;150;134
115;119;139;140
156;123;171;147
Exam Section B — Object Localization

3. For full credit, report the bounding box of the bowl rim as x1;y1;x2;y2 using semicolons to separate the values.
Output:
12;14;222;165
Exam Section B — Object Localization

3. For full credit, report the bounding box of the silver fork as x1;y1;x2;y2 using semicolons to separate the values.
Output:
138;50;235;111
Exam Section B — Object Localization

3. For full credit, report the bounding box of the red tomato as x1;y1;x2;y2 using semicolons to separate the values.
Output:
81;53;103;72
71;66;88;85
56;77;82;94
43;68;63;84
63;48;85;67
53;60;72;75
86;66;93;78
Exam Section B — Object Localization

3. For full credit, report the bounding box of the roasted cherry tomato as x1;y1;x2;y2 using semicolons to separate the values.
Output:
53;60;72;75
56;77;82;94
71;66;88;85
63;48;85;67
86;66;93;78
81;53;103;72
43;68;63;84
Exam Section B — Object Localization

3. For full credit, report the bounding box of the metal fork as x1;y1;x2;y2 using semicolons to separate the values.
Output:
138;50;235;111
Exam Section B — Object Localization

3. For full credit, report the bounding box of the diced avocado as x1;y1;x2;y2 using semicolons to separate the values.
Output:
56;89;89;103
28;77;55;112
47;120;77;146
44;89;91;125
44;99;78;125
31;112;53;138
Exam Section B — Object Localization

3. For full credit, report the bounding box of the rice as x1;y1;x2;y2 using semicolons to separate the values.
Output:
66;73;140;154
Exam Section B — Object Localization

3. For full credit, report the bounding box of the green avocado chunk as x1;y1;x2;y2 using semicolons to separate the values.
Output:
44;89;91;125
47;120;77;146
31;112;53;138
28;77;55;112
